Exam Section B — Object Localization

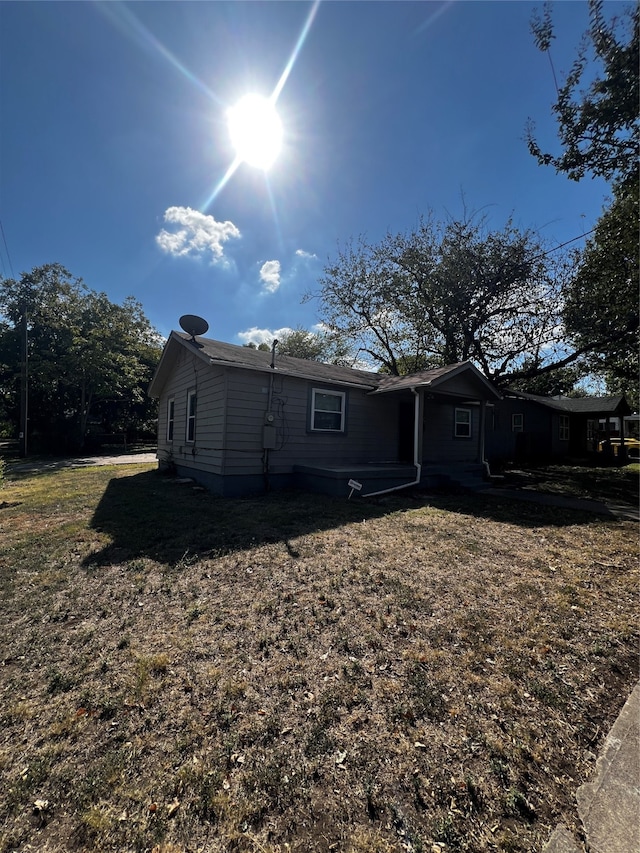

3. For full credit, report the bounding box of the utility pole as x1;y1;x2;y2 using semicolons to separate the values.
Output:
19;304;28;457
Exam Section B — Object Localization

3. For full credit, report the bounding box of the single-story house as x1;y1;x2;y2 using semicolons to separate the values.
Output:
485;390;633;465
148;332;502;497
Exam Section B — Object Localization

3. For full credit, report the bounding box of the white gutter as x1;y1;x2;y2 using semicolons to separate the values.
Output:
359;388;422;498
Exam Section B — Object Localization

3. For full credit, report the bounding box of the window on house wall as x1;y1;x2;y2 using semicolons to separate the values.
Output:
587;419;596;442
512;413;524;432
454;407;472;438
186;390;197;442
559;415;570;441
311;389;345;432
167;398;175;441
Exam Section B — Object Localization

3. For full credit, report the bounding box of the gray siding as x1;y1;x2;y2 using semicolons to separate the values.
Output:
486;400;571;463
422;402;481;463
438;374;488;398
221;369;399;477
157;348;226;475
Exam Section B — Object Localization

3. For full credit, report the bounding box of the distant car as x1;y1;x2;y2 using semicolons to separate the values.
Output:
597;437;640;459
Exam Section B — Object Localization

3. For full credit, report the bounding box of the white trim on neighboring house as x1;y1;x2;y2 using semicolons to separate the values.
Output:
311;388;346;432
186;389;197;443
166;397;175;441
454;407;472;438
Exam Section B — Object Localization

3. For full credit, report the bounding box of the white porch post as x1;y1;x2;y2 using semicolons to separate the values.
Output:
478;399;487;463
414;388;424;471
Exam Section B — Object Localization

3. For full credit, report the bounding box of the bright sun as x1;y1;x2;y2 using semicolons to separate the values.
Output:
227;93;283;171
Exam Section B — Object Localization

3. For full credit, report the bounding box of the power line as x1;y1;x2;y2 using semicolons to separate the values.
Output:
0;217;16;279
529;226;598;265
542;227;597;257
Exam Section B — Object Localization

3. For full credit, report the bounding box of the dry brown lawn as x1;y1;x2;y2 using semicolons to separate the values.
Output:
0;463;637;853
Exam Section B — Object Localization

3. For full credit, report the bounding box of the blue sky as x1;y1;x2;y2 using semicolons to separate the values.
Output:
0;1;619;346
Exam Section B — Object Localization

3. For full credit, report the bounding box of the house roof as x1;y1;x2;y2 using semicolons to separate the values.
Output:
149;332;502;400
372;360;502;399
506;390;631;416
194;334;380;389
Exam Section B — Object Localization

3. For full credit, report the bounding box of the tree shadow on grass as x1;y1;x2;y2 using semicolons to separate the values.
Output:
84;470;396;566
84;470;618;569
423;489;626;527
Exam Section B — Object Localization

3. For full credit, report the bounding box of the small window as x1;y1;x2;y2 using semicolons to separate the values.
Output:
587;419;596;442
512;413;524;433
559;415;570;442
454;407;472;439
167;398;175;441
311;389;345;432
186;390;197;442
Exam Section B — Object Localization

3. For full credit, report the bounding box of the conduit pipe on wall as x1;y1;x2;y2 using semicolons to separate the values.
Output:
360;387;422;498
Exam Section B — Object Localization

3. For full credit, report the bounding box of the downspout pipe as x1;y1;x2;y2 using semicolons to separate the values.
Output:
360;388;422;498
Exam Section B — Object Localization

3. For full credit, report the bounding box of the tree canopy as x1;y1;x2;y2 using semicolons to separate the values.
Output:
527;1;639;404
311;213;573;386
527;0;639;187
0;263;163;451
276;327;329;361
563;177;639;405
244;327;353;365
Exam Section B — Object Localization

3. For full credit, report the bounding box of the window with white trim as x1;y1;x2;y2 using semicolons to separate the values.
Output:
559;415;570;441
311;389;345;432
166;398;175;441
186;390;197;443
512;413;524;432
454;407;472;438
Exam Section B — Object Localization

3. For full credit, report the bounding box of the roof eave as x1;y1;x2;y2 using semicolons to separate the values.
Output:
147;331;212;397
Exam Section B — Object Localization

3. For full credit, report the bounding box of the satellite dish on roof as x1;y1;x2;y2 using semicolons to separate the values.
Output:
179;314;209;341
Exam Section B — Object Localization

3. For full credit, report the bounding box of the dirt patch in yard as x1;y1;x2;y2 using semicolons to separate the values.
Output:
0;464;637;852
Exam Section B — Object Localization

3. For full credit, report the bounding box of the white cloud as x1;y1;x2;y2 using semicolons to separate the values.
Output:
295;249;317;260
156;206;240;262
237;326;294;347
259;260;281;293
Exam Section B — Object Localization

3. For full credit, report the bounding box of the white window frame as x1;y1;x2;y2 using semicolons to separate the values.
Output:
186;390;197;443
512;413;524;433
311;388;346;433
454;407;472;439
166;397;175;441
559;415;570;442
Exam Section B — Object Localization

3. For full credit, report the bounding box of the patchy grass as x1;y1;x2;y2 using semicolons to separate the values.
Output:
0;463;638;852
502;462;639;506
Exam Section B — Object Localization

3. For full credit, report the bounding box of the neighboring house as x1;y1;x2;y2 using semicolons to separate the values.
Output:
486;390;632;465
148;332;502;497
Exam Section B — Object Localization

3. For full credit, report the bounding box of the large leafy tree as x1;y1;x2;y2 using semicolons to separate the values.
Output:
528;1;639;404
0;319;16;435
508;358;586;397
527;0;639;185
244;327;353;365
564;178;639;405
0;263;162;451
277;327;329;361
311;213;573;385
277;327;353;365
